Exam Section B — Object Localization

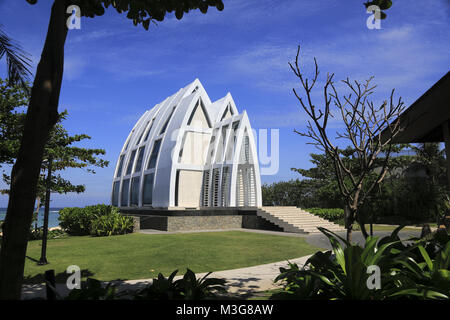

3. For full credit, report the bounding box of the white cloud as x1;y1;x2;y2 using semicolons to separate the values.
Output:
68;29;117;44
222;19;449;104
64;55;87;81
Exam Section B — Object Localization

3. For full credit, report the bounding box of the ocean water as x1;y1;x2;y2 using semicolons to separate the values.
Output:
0;208;61;228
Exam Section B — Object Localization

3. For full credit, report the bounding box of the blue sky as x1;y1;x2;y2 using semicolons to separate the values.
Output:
0;0;449;207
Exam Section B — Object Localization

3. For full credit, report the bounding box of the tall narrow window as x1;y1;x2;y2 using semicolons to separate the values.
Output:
124;129;134;151
142;173;154;205
134;146;145;173
136;121;149;145
121;179;130;207
130;177;140;206
187;100;211;128
212;168;220;207
143;119;154;142
116;155;125;177
202;170;210;207
220;105;233;121
147;139;162;169
221;166;230;206
160;107;176;134
126;149;136;175
112;181;120;207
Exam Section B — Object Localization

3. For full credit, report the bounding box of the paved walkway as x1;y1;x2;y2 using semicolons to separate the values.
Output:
305;230;422;250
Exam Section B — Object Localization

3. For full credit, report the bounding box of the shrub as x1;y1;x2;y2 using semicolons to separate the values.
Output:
305;208;344;222
66;278;120;300
132;269;227;300
28;228;68;240
89;209;134;237
271;227;450;300
59;204;126;236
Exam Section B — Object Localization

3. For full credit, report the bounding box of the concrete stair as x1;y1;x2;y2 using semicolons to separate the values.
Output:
257;206;346;234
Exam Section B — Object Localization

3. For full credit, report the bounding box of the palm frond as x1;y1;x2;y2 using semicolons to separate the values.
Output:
0;25;32;89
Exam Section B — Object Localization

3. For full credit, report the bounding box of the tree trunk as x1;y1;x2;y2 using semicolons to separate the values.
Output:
346;224;353;244
38;157;52;265
357;218;369;239
34;196;41;232
0;1;68;299
344;205;353;243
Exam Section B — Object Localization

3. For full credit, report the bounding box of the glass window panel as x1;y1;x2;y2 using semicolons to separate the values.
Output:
116;155;125;177
143;119;154;142
147;139;161;169
124;129;134;151
142;173;154;205
136;121;149;145
134;146;145;173
112;181;120;207
126;149;136;175
160;107;176;134
121;179;130;207
130;177;140;206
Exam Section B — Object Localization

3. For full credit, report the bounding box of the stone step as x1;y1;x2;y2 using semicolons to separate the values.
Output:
258;207;344;234
275;218;332;224
278;219;336;224
268;212;316;216
272;215;327;219
296;225;344;230
290;224;343;230
294;224;345;231
262;206;298;209
271;214;331;221
271;216;319;220
257;215;308;234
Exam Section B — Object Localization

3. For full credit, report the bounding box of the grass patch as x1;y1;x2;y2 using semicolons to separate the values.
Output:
23;231;320;284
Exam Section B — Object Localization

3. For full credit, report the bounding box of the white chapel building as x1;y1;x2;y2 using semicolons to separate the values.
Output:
111;79;262;209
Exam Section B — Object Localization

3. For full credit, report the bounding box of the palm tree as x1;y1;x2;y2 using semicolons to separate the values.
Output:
0;25;32;88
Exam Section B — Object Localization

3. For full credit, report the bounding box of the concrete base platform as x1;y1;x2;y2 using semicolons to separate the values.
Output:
120;208;283;233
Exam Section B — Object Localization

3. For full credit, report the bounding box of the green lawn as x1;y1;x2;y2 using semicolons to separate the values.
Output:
23;231;320;284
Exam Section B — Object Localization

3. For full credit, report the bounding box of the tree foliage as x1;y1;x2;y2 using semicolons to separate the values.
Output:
40;111;109;198
26;0;224;29
0;79;28;169
264;143;448;224
364;0;393;19
0;80;109;201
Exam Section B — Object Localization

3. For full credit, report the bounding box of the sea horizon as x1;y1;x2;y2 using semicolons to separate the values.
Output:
0;207;62;228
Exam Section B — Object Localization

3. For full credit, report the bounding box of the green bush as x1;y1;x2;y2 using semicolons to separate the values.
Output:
28;228;68;240
305;208;344;222
65;278;120;300
89;210;134;237
271;227;450;300
59;204;128;236
132;269;227;300
58;207;91;235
